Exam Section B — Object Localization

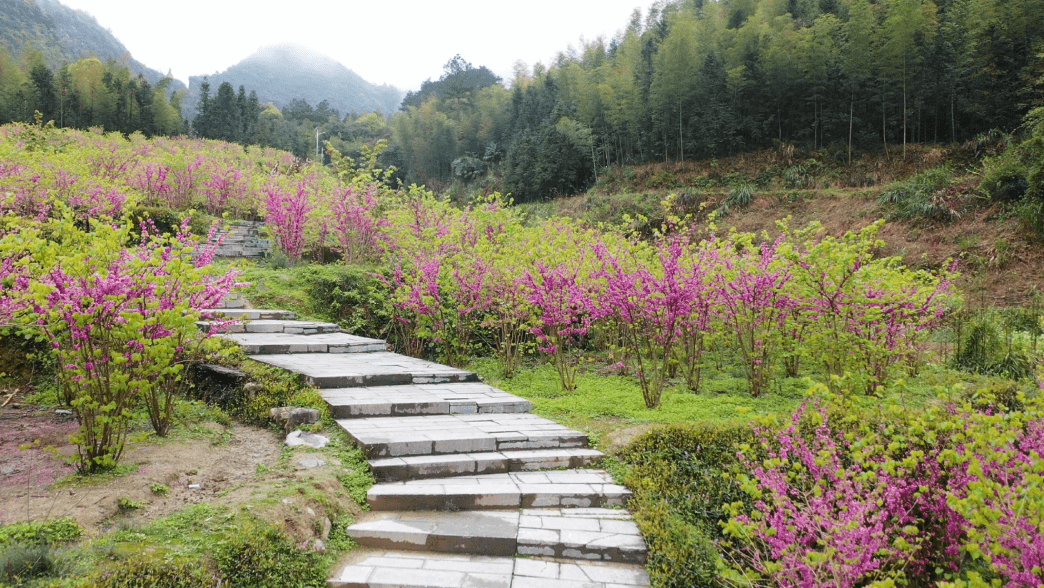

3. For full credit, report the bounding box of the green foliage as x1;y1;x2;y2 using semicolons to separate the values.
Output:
116;497;144;512
622;422;757;529
0;543;59;584
0;519;82;548
149;483;170;497
621;422;758;588
90;556;216;588
723;179;757;212
306;266;393;340
231;362;322;426
331;444;375;505
878;165;958;221
214;524;327;588
952;307;1036;380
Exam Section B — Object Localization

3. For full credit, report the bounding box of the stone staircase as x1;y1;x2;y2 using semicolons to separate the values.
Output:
201;300;650;588
208;220;271;258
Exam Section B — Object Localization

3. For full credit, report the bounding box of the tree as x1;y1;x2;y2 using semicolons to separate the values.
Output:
29;63;58;124
192;78;212;137
208;82;241;142
650;10;701;162
881;0;937;159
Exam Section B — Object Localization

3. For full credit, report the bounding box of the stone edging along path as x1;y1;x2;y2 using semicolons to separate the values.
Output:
202;296;651;588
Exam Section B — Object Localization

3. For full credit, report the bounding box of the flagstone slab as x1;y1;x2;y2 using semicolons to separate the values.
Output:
322;382;532;419
219;332;386;354
512;557;651;588
249;352;478;388
200;308;297;321
328;551;649;588
346;511;520;556
367;469;631;511
199;319;341;335
338;413;588;459
328;551;514;588
369;448;604;482
346;508;645;564
517;508;647;564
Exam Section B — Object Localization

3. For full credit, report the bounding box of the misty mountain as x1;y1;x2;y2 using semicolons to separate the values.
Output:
187;44;402;119
0;0;184;90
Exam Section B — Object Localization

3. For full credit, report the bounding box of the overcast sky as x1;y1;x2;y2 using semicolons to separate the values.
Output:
55;0;648;91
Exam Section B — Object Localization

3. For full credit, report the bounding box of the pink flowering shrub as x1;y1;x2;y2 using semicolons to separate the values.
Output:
202;164;253;216
0;216;239;472
723;388;1044;588
129;161;175;206
712;235;796;397
519;259;594;391
593;233;712;407
328;183;389;263
262;178;314;260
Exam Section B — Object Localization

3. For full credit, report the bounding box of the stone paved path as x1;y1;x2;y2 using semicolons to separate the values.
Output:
203;299;650;588
209;220;271;258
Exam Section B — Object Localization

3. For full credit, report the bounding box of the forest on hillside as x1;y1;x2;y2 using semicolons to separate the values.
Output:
391;0;1044;201
2;0;1042;202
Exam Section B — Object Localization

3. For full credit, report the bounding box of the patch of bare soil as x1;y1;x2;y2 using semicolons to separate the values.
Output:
0;402;353;542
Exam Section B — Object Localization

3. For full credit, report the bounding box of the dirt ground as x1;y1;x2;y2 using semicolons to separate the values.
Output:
0;401;349;540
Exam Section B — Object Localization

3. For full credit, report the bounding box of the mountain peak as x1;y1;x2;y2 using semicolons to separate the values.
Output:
242;43;347;75
187;44;402;116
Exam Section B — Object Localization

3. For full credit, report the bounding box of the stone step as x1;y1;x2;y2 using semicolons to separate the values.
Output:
323;382;532;419
214;293;246;309
339;413;588;459
369;448;604;482
516;508;647;564
346;508;646;564
249;352;477;388
220;332;386;354
367;470;631;511
328;551;650;588
200;308;297;321
347;511;519;556
198;319;342;335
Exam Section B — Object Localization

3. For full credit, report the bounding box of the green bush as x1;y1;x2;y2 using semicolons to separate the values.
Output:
634;505;724;588
90;556;216;588
878;165;957;221
215;525;326;588
620;421;758;588
307;265;393;339
231;362;322;425
0;543;58;584
953;316;1034;380
0;519;82;548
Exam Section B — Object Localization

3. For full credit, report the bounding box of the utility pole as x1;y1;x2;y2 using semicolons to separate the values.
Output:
315;127;324;160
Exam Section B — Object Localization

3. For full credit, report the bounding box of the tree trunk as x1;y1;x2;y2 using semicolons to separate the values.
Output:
678;103;684;163
848;92;854;165
902;55;907;161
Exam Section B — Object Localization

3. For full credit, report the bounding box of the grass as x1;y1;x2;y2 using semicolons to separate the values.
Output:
469;354;1039;450
468;357;809;447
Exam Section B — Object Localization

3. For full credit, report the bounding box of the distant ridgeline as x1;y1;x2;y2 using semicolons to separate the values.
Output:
186;44;402;122
0;0;180;88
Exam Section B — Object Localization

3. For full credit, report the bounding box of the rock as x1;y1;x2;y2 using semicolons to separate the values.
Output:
191;364;247;406
305;539;325;553
285;430;329;449
55;409;73;416
270;406;321;434
321;517;332;540
306;507;316;517
298;459;326;468
242;381;263;401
